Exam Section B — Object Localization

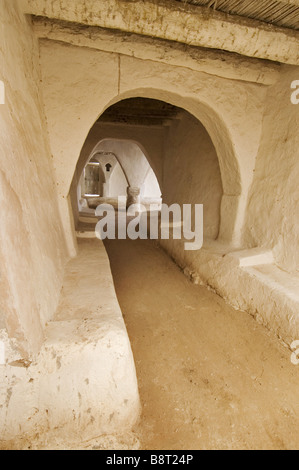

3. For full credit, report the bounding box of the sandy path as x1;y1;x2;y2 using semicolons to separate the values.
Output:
104;238;299;450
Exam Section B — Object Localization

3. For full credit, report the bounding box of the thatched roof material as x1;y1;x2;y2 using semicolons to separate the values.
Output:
176;0;299;30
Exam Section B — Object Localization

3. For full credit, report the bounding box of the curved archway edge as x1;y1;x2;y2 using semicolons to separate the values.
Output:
38;42;264;256
65;87;256;256
89;138;156;189
92;150;130;186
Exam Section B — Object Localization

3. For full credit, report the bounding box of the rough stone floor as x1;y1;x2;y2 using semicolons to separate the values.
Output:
104;238;299;450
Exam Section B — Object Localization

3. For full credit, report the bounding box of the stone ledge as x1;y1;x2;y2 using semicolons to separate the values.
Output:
0;239;140;447
225;247;275;267
161;238;299;346
194;247;299;346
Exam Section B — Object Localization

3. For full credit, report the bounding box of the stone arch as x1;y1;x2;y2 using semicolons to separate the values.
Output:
91;150;129;198
69;90;242;249
89;138;159;189
39;42;264;256
77;132;163;190
92;151;129;185
74;135;162;213
64;87;253;256
98;90;242;197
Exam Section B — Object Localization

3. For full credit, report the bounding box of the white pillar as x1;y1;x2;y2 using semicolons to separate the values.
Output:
102;182;109;198
127;186;141;213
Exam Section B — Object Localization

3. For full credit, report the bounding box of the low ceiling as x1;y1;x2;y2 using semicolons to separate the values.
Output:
24;0;299;65
99;98;181;127
175;0;299;30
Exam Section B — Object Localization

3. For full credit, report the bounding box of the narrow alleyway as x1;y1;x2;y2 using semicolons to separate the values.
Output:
104;239;299;450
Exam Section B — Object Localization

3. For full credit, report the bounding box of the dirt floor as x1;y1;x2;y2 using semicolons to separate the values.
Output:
104;238;299;450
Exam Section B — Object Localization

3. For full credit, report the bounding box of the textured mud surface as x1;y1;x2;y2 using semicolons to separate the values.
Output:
105;239;299;450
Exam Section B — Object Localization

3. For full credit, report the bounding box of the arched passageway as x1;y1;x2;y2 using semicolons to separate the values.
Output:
78;152;128;211
71;97;223;242
2;1;299;449
62;81;251;258
66;94;299;450
76;137;162;215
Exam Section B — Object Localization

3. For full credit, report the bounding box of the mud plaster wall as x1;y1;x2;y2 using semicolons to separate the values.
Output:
38;39;265;256
38;40;119;254
163;113;223;240
34;26;299;341
0;1;66;356
245;66;299;274
0;4;140;443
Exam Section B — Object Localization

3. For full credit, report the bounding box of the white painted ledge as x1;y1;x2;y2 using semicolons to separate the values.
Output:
0;239;140;447
225;248;275;267
161;239;299;346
